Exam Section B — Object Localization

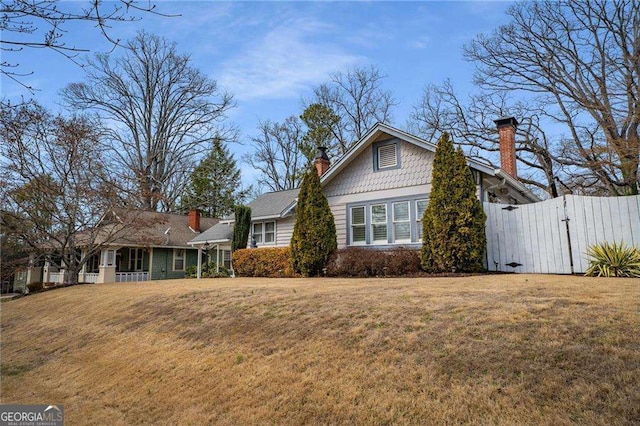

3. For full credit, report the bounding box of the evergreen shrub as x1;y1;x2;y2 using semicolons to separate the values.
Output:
290;167;337;276
421;132;486;273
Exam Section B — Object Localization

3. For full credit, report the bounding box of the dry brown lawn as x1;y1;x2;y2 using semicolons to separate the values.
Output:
1;275;639;425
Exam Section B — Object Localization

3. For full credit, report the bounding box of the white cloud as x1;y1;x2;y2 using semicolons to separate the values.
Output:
409;36;431;49
218;19;362;101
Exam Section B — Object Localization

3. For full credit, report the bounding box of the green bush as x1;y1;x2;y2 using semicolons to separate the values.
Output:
232;205;251;252
185;265;198;278
233;248;295;277
421;132;486;273
585;242;640;278
185;262;232;278
327;247;421;277
204;265;231;278
290;166;337;276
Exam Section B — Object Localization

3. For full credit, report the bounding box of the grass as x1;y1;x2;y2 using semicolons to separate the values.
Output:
1;275;639;425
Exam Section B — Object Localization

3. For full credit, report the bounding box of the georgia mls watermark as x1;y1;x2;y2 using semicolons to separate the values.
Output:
0;405;64;426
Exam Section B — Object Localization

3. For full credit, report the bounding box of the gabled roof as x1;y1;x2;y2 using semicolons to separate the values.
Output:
98;210;218;248
190;190;299;246
189;221;234;245
320;122;539;203
244;188;299;220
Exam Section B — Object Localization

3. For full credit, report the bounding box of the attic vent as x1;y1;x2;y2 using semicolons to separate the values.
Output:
377;143;398;169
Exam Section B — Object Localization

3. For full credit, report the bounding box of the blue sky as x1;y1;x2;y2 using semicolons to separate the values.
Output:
2;1;514;187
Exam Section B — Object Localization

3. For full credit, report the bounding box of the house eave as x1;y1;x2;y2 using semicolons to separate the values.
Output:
494;169;541;203
188;239;231;246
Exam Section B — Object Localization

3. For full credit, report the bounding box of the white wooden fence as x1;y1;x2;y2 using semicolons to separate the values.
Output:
484;194;640;274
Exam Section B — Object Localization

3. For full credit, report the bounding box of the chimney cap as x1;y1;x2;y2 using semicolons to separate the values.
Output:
315;146;329;161
494;117;519;128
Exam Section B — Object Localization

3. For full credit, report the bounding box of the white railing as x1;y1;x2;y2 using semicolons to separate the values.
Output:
115;272;150;282
48;272;64;283
84;273;99;284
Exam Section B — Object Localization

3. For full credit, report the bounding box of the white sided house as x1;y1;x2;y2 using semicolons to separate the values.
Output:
189;119;538;276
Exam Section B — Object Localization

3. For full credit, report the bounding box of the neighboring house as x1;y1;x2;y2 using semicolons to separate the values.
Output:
15;210;217;289
189;119;539;276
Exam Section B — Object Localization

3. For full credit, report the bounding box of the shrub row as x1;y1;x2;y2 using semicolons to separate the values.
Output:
326;247;422;277
232;247;296;278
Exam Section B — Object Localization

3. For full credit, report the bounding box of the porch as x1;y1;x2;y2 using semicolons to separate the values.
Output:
81;247;152;283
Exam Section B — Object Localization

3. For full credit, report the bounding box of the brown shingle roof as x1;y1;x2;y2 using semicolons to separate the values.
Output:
98;210;218;248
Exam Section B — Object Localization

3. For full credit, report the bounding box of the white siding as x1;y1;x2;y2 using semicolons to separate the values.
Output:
275;216;295;247
324;141;433;198
329;201;348;249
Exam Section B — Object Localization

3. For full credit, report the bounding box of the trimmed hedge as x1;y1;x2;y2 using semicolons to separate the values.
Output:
327;247;421;277
233;247;296;278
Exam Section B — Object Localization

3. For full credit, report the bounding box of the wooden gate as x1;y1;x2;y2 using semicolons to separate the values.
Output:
484;195;640;274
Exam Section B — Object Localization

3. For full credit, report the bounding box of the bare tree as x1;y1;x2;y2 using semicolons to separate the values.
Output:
464;0;640;195
409;80;565;198
61;31;234;211
307;65;398;156
1;0;173;92
0;101;143;285
244;117;310;192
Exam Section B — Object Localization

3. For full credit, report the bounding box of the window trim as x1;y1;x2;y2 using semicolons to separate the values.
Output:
252;220;277;246
350;206;366;245
392;201;411;243
371;203;388;244
264;221;276;244
346;195;430;247
129;248;144;271
416;199;429;242
173;248;185;271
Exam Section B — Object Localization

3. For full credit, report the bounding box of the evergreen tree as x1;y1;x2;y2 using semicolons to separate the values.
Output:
421;132;486;273
232;205;252;252
181;138;247;217
290;166;337;276
300;103;340;160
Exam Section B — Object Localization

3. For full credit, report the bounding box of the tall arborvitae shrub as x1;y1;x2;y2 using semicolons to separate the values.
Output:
290;166;337;276
232;205;252;252
421;132;486;272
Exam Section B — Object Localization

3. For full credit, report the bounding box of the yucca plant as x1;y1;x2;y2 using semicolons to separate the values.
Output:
584;242;640;278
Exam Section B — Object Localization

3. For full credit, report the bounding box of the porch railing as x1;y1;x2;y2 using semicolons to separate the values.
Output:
115;272;149;283
48;272;64;283
84;273;99;284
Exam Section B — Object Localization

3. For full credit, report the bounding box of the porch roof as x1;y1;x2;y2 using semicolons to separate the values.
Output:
96;210;218;248
189;222;233;245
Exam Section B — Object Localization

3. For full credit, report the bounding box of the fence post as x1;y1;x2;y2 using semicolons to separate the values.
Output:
561;195;575;274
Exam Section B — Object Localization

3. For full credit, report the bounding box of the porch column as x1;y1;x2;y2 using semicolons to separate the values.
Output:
42;260;57;283
78;250;87;283
98;248;117;284
197;247;202;279
25;254;42;287
216;245;220;273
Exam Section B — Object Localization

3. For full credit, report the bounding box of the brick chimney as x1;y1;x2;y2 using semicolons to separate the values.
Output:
188;209;201;232
314;146;330;176
494;117;518;178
